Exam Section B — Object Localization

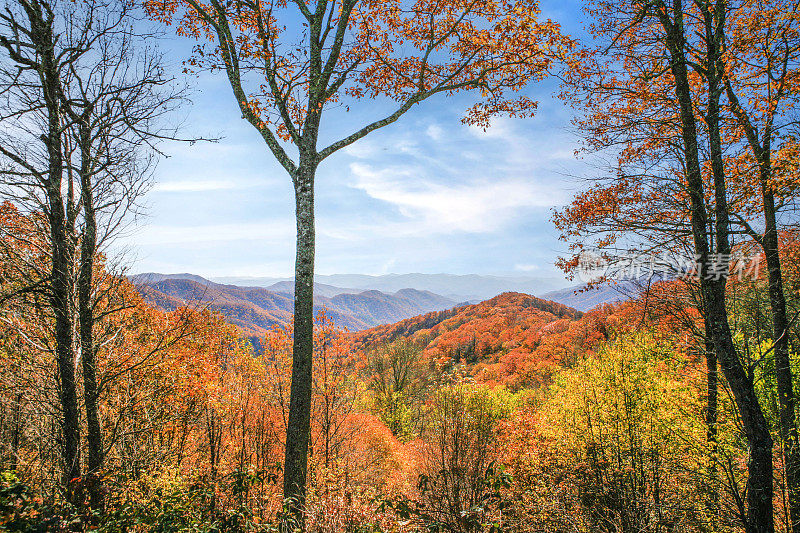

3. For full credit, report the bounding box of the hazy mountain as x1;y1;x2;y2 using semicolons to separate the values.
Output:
211;273;568;301
540;282;632;312
132;273;458;336
315;274;567;300
265;280;363;298
212;275;286;287
131;272;216;285
132;271;629;317
325;288;456;327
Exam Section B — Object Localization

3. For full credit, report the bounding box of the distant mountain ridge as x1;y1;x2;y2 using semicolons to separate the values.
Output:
132;272;215;285
131;273;459;336
265;280;363;298
211;273;569;301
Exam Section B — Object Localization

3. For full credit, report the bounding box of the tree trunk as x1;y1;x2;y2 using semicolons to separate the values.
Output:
722;7;797;523
78;127;103;508
761;180;800;531
709;280;775;533
49;184;81;492
705;336;719;519
284;163;316;523
35;9;82;492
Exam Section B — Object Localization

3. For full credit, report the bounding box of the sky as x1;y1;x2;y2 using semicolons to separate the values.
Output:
120;0;593;281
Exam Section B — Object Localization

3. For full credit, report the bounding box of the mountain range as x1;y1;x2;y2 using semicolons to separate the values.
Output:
210;273;569;302
131;272;630;341
131;274;460;336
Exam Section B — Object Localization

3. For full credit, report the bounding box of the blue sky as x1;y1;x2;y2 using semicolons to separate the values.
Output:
122;0;591;281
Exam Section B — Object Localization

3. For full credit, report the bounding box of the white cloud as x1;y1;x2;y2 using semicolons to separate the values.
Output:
467;117;514;140
343;140;378;159
349;163;561;234
426;124;444;141
153;180;237;193
515;263;541;272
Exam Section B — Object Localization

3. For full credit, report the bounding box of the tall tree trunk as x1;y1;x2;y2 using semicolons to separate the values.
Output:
284;163;316;522
33;6;82;493
659;2;774;530
78;116;103;508
49;181;80;491
709;279;775;533
725;45;798;530
709;74;774;527
762;177;800;531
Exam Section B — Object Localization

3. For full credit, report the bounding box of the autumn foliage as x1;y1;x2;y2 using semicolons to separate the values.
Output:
4;191;800;532
3;0;800;528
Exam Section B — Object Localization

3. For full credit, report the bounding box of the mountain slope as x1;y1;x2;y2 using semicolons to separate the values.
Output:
137;279;308;335
326;288;454;326
355;291;580;347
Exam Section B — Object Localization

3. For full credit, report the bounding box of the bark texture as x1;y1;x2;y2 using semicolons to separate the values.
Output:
284;164;317;518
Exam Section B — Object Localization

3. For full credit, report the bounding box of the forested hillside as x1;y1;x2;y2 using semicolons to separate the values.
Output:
4;196;800;532
354;292;597;387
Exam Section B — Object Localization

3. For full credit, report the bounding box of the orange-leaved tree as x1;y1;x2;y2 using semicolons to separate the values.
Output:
554;0;783;529
723;2;800;527
145;0;575;512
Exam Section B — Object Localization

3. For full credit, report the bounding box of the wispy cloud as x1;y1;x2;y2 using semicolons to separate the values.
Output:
349;163;560;234
426;124;444;141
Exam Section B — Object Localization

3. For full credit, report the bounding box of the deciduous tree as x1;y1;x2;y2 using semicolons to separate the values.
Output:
145;0;575;513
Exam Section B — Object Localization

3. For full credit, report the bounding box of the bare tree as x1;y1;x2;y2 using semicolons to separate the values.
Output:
0;0;190;504
59;0;189;506
0;0;83;490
